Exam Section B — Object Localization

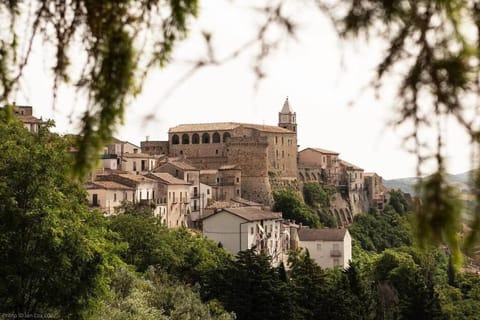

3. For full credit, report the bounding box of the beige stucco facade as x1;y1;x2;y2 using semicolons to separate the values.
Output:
298;229;352;269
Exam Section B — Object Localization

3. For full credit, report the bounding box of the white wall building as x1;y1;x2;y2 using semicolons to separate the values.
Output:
298;228;352;269
202;207;289;265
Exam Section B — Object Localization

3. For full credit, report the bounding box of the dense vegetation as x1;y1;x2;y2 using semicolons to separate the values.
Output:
2;112;480;319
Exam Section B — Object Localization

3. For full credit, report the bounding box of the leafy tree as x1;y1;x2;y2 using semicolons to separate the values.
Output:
272;188;321;227
325;0;480;263
349;207;412;252
109;203;232;283
0;112;119;317
203;249;294;320
303;182;329;207
303;183;338;227
92;266;233;320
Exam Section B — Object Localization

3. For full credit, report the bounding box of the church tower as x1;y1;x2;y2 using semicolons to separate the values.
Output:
278;97;297;133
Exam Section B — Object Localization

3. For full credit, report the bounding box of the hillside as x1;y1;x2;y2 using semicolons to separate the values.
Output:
384;170;475;195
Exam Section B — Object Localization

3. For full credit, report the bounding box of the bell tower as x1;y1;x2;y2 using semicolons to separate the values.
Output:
278;97;297;133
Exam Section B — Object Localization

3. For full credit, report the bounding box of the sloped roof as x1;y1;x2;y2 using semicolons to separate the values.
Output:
298;228;348;241
116;173;157;183
148;172;190;185
122;152;157;159
17;115;45;124
339;159;364;171
86;181;134;190
280;97;293;113
166;159;198;171
300;147;339;155
203;207;282;222
169;122;294;134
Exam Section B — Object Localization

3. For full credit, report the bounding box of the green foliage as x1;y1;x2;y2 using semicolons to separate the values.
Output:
93;266;233;320
272;188;321;227
109;203;233;283
417;170;463;267
326;0;480;261
0;0;199;178
303;182;329;207
0;112;119;317
388;190;412;215
303;183;338;227
349;207;412;252
203;250;294;320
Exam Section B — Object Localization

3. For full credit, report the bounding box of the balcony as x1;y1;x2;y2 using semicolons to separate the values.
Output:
330;250;342;257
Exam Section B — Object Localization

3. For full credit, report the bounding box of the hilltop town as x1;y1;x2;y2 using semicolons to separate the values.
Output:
11;99;388;268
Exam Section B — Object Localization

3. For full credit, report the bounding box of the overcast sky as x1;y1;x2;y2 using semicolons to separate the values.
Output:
17;0;472;180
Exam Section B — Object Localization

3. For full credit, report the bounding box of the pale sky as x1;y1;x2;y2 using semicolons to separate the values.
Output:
16;0;472;180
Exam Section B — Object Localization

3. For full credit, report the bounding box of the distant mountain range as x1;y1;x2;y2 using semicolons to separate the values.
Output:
384;170;475;195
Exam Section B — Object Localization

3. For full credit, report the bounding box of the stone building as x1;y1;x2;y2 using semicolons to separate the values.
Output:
10;105;46;133
166;98;298;204
298;147;340;185
141;140;169;155
364;172;386;210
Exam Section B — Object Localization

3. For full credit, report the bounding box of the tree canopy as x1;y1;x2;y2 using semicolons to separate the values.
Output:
1;0;480;265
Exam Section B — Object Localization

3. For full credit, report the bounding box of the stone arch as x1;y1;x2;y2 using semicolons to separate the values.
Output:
223;132;231;142
212;132;221;143
192;133;200;144
172;134;179;145
311;172;317;180
298;172;305;182
305;172;311;181
202;133;210;144
181;134;189;144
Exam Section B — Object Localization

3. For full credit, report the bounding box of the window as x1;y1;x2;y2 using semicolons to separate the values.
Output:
207;189;210;195
236;189;240;195
281;137;284;144
215;149;219;155
133;161;137;171
194;200;198;210
180;192;182;202
282;150;284;158
223;132;231;142
193;187;198;197
114;193;117;201
172;134;180;144
192;133;200;144
147;191;149;199
275;136;278;144
236;177;240;183
152;190;155;199
182;134;190;144
141;160;146;171
212;132;221;143
202;133;210;143
139;191;142;199
316;243;322;251
251;227;254;235
92;194;98;206
173;192;176;202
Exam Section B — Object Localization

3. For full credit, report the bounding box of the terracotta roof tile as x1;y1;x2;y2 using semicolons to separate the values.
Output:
148;172;190;185
169;122;294;134
203;207;282;222
302;147;339;155
86;181;134;190
298;228;348;241
339;159;364;171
